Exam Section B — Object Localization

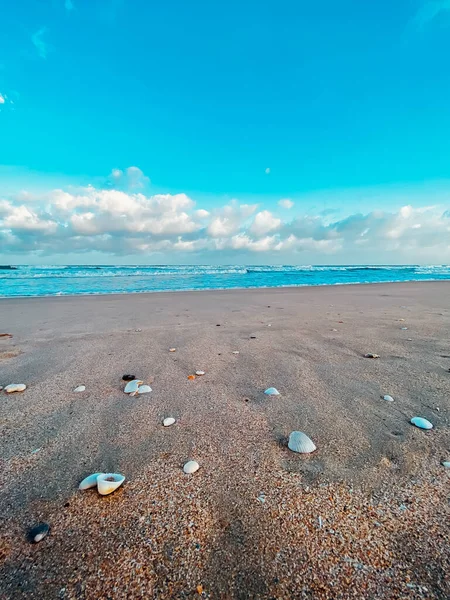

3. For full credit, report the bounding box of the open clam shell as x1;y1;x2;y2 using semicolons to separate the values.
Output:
96;473;125;495
79;472;105;490
124;380;143;394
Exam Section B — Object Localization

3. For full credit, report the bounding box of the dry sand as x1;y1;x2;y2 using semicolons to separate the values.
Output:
0;282;449;599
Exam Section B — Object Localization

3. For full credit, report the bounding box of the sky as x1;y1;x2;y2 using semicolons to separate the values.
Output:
1;0;450;265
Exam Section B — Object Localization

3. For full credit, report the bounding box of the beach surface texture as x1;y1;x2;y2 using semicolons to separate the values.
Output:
1;282;449;599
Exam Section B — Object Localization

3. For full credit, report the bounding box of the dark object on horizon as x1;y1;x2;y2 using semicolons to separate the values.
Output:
28;523;50;543
122;374;136;381
0;265;17;270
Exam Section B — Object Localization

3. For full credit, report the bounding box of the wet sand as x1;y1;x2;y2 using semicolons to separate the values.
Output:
0;282;449;599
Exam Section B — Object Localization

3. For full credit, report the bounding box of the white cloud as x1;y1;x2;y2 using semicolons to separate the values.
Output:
108;166;150;189
2;172;450;261
250;210;281;236
278;198;294;209
32;28;50;59
265;168;271;175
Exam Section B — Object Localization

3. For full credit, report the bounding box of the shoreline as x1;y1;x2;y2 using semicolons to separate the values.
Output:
1;281;449;598
2;277;450;302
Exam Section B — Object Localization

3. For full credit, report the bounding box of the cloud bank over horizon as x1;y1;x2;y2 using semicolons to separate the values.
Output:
1;167;450;264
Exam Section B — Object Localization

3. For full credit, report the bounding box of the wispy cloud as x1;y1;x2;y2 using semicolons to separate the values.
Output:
65;0;74;12
31;27;49;59
412;0;450;31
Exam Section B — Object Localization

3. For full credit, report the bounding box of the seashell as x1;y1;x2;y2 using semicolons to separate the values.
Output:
383;395;394;402
183;460;200;474
122;374;136;381
364;353;379;359
195;370;205;376
441;461;450;468
232;351;240;354
79;472;105;490
410;417;433;430
169;348;176;352
397;318;405;322
163;417;176;427
96;473;125;495
124;379;143;393
138;384;152;394
264;387;280;396
188;375;196;380
28;523;50;543
288;431;317;454
5;384;26;393
74;385;85;392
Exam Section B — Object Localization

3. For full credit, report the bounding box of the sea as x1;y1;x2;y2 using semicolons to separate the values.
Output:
1;265;450;298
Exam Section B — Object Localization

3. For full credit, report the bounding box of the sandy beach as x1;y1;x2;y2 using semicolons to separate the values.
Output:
0;282;449;599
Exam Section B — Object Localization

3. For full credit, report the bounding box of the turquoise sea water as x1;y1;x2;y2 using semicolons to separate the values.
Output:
1;265;450;298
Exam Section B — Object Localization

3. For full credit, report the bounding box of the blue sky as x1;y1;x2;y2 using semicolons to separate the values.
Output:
1;0;450;264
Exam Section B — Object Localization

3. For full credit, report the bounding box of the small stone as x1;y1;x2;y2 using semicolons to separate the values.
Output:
216;324;221;326
232;351;239;354
187;375;196;380
441;461;450;468
4;384;26;393
196;585;203;594
410;416;433;430
28;523;50;543
74;385;85;393
364;353;379;359
163;417;176;427
195;370;205;376
400;327;408;330
135;328;142;332
183;460;200;474
169;348;176;352
122;374;136;381
250;336;256;339
383;395;394;402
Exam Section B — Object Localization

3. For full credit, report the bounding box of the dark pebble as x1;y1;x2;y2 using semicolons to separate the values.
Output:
216;324;221;326
28;523;50;543
250;336;256;339
122;374;136;381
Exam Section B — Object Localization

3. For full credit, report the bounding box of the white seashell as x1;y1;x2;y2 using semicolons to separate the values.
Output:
96;473;125;495
383;395;394;402
410;417;433;430
264;387;280;396
183;460;199;474
124;379;143;394
138;384;152;394
74;385;85;392
169;348;176;352
232;351;240;354
195;370;205;376
5;384;26;393
288;431;317;454
79;472;105;490
163;417;176;427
